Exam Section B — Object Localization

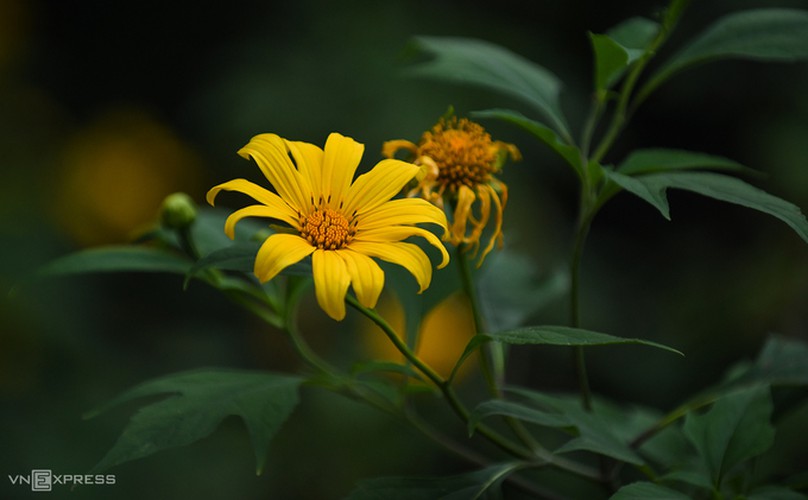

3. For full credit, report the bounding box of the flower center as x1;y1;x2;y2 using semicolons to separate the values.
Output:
300;207;354;250
418;117;497;191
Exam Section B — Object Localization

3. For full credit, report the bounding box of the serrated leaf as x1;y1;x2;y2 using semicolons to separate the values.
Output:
346;463;522;500
648;9;808;92
683;385;775;486
86;369;303;475
408;36;571;138
616;148;755;176
472;108;581;175
467;400;569;436
486;325;683;355
39;246;192;277
611;482;691;500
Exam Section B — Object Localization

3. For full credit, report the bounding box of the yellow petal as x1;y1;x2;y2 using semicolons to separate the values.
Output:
238;133;312;212
285;139;324;199
254;233;315;283
312;249;351;320
348;241;432;293
478;184;505;265
224;205;300;239
357;198;448;234
354;227;449;269
206;178;295;211
321;133;364;207
381;139;417;159
343;159;420;216
450;184;477;245
338;249;384;309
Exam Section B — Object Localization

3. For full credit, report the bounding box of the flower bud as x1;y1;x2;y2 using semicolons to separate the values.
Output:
160;192;197;229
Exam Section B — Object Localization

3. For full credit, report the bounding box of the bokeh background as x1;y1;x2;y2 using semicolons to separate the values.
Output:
2;0;808;498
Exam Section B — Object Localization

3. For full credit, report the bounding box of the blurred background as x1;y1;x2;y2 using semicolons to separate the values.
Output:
2;0;807;498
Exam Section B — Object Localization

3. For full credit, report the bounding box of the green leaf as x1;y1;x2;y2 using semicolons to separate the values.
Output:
683;385;775;486
590;18;659;92
39;246;192;277
468;400;570;436
607;17;660;61
604;169;673;219
86;369;303;475
507;389;644;464
745;335;808;386
346;463;523;500
611;482;691;500
636;172;808;244
616;148;755;176
648;9;808;93
472;108;581;175
351;360;423;380
408;36;571;139
485;325;683;356
590;33;630;91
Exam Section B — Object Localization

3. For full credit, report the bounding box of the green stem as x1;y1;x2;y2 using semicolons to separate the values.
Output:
456;245;502;391
456;245;542;453
346;294;534;460
570;205;595;411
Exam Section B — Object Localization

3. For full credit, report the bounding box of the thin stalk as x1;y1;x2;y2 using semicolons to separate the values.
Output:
570;206;596;411
456;244;502;392
346;294;534;460
456;245;543;453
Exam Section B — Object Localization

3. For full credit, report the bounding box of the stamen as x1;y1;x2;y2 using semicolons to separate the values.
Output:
299;207;353;250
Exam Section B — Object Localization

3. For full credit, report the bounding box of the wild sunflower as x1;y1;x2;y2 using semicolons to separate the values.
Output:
207;132;449;321
383;114;520;265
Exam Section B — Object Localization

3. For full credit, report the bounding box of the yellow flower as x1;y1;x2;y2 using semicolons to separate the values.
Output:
207;132;450;321
383;115;520;265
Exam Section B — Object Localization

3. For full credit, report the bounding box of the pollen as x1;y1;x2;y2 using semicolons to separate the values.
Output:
300;207;354;250
417;117;497;191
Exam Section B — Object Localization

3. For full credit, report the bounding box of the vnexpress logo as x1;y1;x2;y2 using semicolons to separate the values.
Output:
8;469;116;491
31;470;51;491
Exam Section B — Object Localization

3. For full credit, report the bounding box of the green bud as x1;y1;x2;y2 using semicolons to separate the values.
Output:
160;192;198;229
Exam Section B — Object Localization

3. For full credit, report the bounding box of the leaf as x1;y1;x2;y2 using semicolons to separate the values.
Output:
408;36;571;138
648;9;808;93
683;385;775;486
590;17;659;92
351;360;422;380
590;33;630;91
485;325;683;356
468;400;570;436
507;388;644;464
604;169;672;219
608;171;808;244
86;369;303;475
472;108;581;175
746;335;808;386
39;246;192;277
607;17;660;60
346;463;522;500
616;148;755;176
611;482;691;500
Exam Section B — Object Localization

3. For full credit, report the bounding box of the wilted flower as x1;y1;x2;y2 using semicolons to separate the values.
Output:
383;114;520;265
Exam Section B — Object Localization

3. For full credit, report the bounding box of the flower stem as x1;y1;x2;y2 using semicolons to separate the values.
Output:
456;245;502;391
570;205;595;411
346;294;534;460
456;245;542;453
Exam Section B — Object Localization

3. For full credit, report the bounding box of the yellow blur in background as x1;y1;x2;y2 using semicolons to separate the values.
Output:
360;292;477;381
53;108;203;246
